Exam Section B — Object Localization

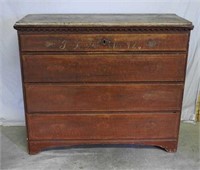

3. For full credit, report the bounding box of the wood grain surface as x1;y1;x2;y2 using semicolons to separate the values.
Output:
25;83;183;112
14;14;193;154
20;33;188;52
28;139;178;154
27;113;179;140
22;53;186;82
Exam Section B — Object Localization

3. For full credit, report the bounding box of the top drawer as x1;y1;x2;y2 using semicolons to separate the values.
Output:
20;33;188;52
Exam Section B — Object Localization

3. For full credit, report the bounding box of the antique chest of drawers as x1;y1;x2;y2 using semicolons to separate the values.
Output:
14;14;193;154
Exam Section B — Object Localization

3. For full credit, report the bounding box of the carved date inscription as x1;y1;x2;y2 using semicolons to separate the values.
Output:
59;40;68;49
44;37;147;50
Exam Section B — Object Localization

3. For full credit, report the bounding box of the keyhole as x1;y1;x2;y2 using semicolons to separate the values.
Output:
101;38;111;46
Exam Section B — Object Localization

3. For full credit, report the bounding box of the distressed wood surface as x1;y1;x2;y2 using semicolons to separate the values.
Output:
14;14;193;28
22;53;186;82
20;33;188;52
28;140;178;155
14;14;193;154
25;84;183;112
27;113;179;140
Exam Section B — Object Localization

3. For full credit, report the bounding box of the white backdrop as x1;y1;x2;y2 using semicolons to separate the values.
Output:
0;0;200;125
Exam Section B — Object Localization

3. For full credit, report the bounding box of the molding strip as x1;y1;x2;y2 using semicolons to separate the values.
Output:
14;26;192;33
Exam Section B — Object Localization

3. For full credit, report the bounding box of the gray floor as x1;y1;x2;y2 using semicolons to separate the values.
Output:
0;123;199;170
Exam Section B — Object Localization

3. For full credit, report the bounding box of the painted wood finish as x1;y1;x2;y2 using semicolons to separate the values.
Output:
25;84;183;112
28;140;178;154
20;34;188;52
14;14;193;28
27;113;179;140
22;54;187;82
14;14;193;154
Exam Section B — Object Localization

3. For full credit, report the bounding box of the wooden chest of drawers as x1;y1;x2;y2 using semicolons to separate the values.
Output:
14;14;193;154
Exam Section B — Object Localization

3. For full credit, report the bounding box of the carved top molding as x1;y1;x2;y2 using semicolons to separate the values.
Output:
14;26;192;33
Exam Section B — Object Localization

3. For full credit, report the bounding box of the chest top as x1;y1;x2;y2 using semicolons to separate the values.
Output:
14;14;193;32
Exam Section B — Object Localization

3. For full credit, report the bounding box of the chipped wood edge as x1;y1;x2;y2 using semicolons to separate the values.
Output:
28;139;178;155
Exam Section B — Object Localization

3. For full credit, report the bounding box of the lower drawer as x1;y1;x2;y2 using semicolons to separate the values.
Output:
27;113;179;140
25;83;183;112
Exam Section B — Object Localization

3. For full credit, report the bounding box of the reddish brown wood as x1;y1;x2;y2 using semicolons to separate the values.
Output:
25;84;183;112
14;14;193;154
22;53;186;82
20;33;188;52
27;113;179;140
28;139;178;155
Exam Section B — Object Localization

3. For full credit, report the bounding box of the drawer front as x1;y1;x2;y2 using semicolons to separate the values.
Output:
27;113;179;140
22;54;186;82
20;33;188;52
25;84;183;112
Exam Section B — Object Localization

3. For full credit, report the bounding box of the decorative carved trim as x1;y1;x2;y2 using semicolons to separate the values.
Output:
14;26;192;33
